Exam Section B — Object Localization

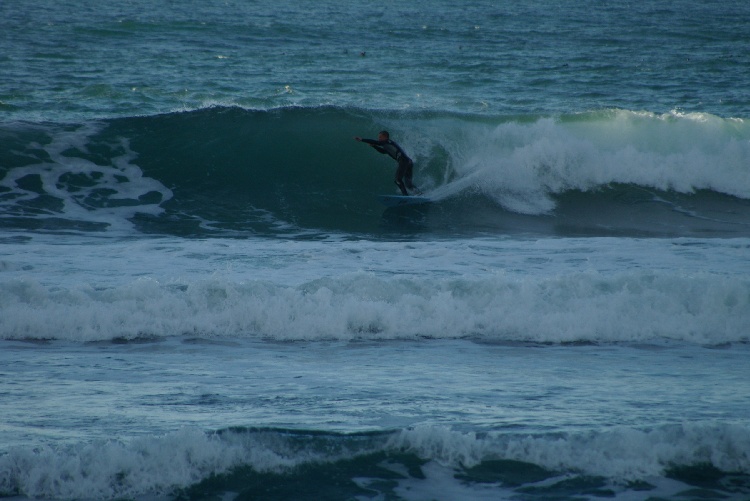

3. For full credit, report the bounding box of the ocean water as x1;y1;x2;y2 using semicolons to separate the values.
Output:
1;1;750;500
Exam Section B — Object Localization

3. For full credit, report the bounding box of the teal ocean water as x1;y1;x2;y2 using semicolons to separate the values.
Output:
2;1;750;500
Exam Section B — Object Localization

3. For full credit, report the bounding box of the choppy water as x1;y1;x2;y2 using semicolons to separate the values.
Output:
1;1;749;500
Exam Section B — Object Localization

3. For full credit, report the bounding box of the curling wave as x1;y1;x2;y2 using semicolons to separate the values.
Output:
1;106;749;237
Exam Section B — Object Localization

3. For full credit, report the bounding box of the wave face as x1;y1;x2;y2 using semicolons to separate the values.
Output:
1;106;749;238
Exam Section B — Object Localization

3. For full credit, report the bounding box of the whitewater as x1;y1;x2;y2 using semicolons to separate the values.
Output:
2;1;750;500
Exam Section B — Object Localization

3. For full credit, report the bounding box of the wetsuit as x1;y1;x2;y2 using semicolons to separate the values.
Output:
360;138;417;195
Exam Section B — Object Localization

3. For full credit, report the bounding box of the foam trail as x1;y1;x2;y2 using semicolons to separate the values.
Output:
0;123;172;233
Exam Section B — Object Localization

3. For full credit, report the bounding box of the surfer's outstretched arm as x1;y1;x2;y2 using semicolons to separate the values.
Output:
355;136;387;154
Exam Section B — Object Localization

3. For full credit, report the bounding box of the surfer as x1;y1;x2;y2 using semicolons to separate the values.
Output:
354;131;419;195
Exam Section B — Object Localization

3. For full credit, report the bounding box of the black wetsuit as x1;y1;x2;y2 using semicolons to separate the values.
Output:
360;138;417;195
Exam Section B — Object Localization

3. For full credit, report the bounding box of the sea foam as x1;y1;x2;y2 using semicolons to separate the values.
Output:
416;110;750;214
2;423;749;500
1;269;746;344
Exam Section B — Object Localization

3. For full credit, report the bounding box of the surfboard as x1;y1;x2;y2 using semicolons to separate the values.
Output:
377;194;432;207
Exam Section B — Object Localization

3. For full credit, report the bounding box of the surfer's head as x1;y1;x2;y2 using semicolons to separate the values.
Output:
378;130;389;141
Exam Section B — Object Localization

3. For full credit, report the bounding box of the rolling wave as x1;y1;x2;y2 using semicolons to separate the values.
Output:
3;424;749;500
1;267;747;344
1;106;749;237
